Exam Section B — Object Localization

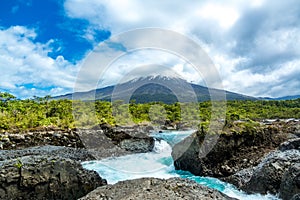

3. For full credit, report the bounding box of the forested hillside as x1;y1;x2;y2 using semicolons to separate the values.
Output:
0;92;299;132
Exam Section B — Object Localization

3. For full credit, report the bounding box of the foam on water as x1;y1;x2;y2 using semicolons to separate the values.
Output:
176;170;280;200
82;130;280;200
150;130;194;147
82;139;177;184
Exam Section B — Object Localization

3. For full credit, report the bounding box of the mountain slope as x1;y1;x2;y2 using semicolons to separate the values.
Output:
273;95;300;100
54;76;257;103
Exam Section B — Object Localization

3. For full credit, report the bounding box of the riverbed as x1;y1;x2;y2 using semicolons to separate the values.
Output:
82;130;279;200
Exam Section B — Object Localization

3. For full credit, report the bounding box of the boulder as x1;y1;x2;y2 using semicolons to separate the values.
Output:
0;155;106;200
119;137;155;153
95;124;155;153
290;194;300;200
172;124;287;177
77;129;131;159
224;138;300;197
222;167;255;189
79;177;236;200
78;128;155;158
279;163;300;200
279;138;300;151
241;149;300;195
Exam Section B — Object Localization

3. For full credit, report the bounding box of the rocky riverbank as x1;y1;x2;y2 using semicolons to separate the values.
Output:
172;121;290;177
0;124;156;199
79;177;236;200
0;146;107;200
0;127;83;149
224;138;300;200
0;123;155;159
0;145;236;200
1;121;299;199
172;120;300;199
0;145;95;162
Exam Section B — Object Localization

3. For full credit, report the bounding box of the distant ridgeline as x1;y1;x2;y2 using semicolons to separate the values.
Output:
53;76;257;104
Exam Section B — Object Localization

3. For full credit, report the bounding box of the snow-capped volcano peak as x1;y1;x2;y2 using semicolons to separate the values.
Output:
119;65;185;84
127;75;186;84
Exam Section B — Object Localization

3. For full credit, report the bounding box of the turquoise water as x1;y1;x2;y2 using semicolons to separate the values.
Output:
82;130;280;200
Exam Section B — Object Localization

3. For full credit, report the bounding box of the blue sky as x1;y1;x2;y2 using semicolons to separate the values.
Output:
0;0;300;98
0;0;110;61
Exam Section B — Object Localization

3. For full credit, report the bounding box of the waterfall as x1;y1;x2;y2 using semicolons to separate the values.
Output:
82;130;280;200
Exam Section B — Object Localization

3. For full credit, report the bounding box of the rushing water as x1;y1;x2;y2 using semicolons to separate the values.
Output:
82;130;280;200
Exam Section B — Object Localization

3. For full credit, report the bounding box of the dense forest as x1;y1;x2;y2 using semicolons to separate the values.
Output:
0;92;299;132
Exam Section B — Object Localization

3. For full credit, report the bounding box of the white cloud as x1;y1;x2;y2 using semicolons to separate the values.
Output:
64;0;300;98
74;28;220;93
97;50;201;88
64;0;243;34
195;3;240;29
0;26;78;98
219;58;300;97
1;1;299;99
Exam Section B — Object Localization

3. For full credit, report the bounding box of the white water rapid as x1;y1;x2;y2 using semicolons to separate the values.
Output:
82;130;280;200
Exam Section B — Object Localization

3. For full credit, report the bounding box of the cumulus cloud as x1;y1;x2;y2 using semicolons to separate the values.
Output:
74;28;221;93
98;50;201;87
0;26;78;98
64;0;300;97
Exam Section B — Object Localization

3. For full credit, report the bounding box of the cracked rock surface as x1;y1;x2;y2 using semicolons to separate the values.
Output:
0;155;106;200
79;178;237;200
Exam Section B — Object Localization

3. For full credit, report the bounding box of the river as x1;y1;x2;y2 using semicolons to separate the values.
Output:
82;130;279;200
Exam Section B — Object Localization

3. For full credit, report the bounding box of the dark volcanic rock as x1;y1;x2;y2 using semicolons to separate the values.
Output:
77;129;131;159
79;177;236;200
222;167;255;189
0;129;84;150
77;125;155;159
95;124;155;153
0;124;155;156
290;194;300;200
0;123;155;160
279;138;300;151
224;138;300;198
279;164;300;200
242;149;300;195
172;124;287;177
119;137;155;153
0;145;95;162
0;155;106;200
